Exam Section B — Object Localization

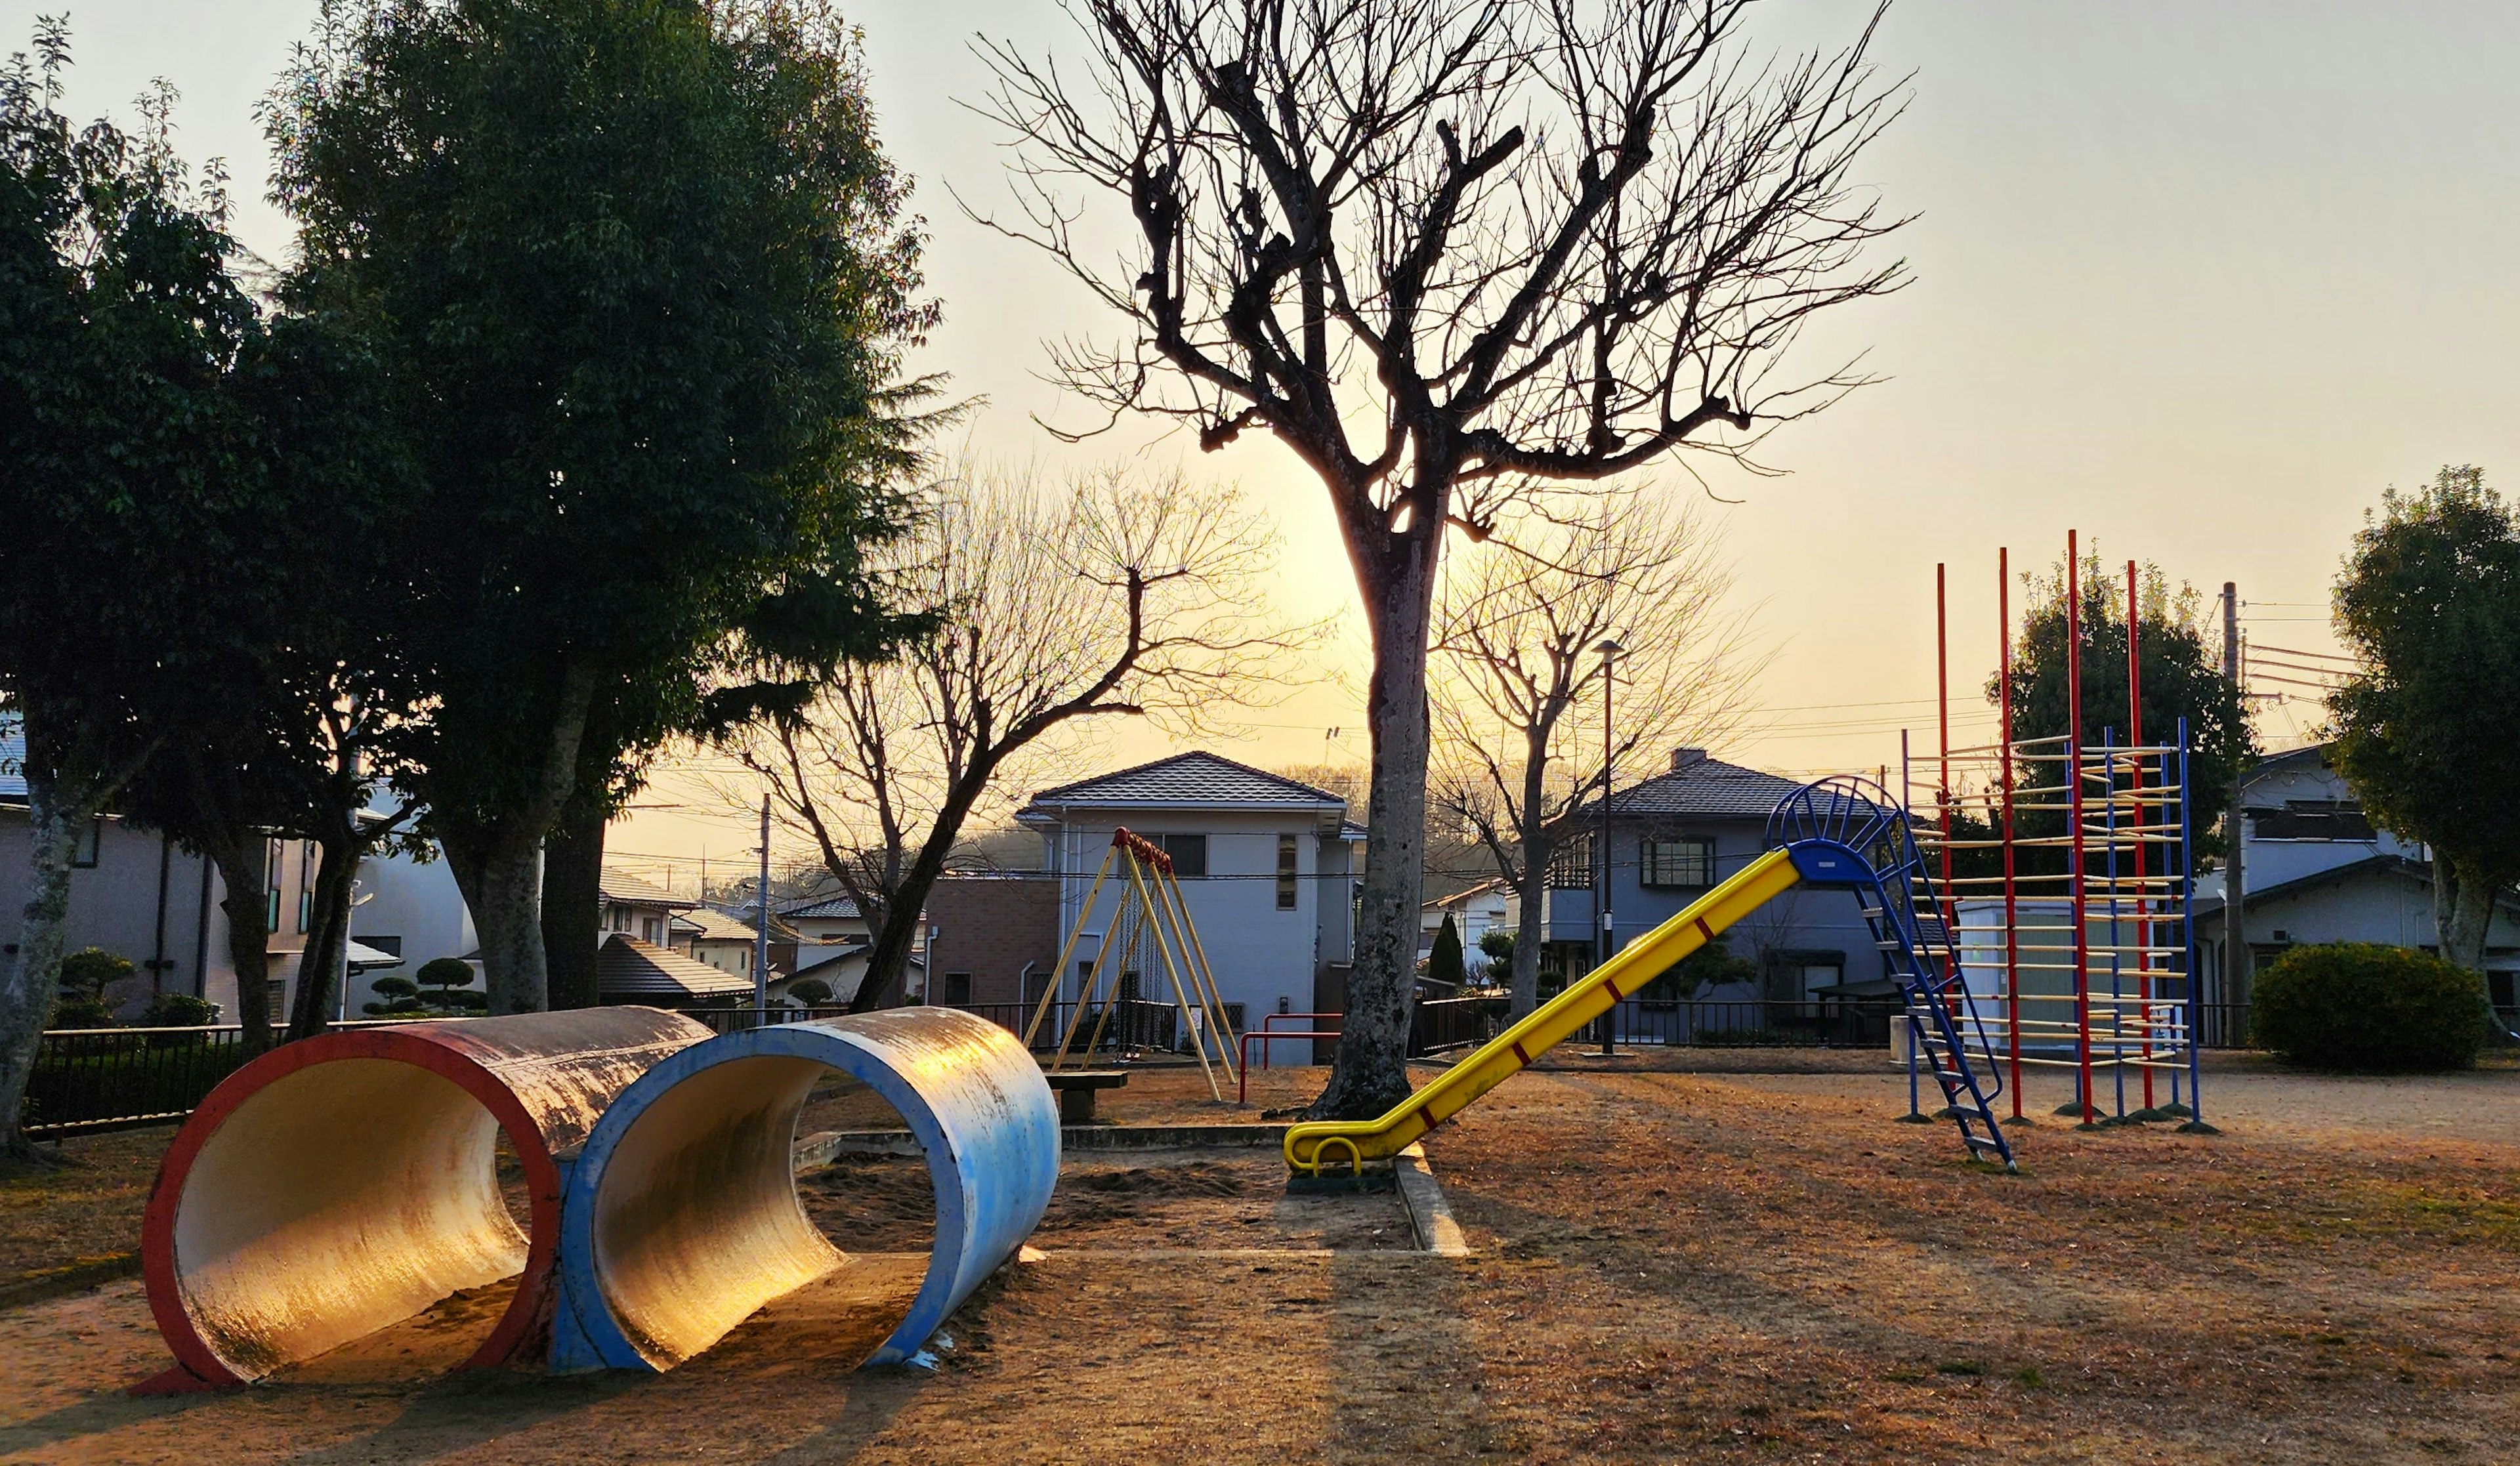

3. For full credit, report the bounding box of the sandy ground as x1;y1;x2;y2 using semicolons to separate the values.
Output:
3;1058;2517;1462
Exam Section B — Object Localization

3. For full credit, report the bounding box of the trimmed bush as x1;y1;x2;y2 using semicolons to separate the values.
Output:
789;977;834;1005
2252;942;2490;1072
140;992;220;1027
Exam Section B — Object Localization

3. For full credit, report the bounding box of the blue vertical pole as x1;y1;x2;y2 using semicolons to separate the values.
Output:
2179;718;2208;1131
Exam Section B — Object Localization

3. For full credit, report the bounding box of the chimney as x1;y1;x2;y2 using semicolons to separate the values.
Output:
1670;747;1707;772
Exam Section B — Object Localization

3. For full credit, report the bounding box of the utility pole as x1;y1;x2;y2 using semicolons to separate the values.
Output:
753;793;771;1013
2222;581;2248;1028
1596;638;1623;1057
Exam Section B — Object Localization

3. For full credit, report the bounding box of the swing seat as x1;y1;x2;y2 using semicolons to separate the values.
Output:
1043;1069;1129;1125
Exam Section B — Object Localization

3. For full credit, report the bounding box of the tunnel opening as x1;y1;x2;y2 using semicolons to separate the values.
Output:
556;1009;1058;1374
138;1009;713;1393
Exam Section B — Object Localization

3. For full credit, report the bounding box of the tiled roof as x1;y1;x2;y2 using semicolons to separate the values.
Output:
597;934;751;999
1575;756;1804;823
0;715;23;803
599;869;698;910
780;892;863;921
673;906;759;943
1023;751;1346;814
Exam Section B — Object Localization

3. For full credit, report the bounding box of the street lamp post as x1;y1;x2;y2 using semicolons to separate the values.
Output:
1596;637;1624;1057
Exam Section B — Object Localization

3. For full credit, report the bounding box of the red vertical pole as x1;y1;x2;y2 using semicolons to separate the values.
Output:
2067;532;2093;1124
2126;560;2154;1110
1936;564;1954;969
2000;548;2021;1118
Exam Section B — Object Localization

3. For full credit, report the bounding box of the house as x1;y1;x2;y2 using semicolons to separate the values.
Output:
924;872;1060;1010
774;890;929;1004
1016;751;1363;1032
1557;747;1887;1010
0;715;470;1023
2194;745;2520;1018
1421;879;1518;965
669;905;761;982
599;869;698;946
595;933;752;1007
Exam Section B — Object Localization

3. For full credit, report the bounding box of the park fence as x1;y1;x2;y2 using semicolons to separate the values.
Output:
24;994;2273;1139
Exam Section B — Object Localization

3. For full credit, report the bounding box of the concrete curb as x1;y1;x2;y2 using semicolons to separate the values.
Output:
1393;1144;1471;1257
0;1253;141;1311
799;1122;1288;1165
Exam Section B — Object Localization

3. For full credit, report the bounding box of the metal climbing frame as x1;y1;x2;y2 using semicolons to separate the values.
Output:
1907;537;2207;1130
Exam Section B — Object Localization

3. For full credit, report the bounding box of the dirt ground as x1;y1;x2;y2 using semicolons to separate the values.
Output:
3;1056;2517;1463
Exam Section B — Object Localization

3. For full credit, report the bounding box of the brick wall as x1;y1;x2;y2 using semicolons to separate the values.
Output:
925;874;1060;1007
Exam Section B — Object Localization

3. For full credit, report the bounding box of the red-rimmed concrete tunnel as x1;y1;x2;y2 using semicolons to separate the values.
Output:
553;1007;1060;1373
137;1008;712;1393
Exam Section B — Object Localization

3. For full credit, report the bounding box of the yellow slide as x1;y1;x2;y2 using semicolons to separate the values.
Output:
1285;847;1805;1174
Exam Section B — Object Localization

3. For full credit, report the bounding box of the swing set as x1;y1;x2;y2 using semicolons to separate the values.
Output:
1018;828;1240;1100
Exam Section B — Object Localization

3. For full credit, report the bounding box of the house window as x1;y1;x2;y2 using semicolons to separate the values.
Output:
640;916;662;944
1156;833;1208;878
265;978;287;1020
940;971;973;1005
1640;837;1715;890
1547;833;1595;890
266;839;284;932
1276;835;1299;910
2247;800;2376;842
297;844;316;933
70;818;102;869
2490;971;2516;1016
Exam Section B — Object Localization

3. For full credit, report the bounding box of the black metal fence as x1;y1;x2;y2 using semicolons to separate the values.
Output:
1410;996;1506;1057
686;999;1248;1056
23;990;2288;1139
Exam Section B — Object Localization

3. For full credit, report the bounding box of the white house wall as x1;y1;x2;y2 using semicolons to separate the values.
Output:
1051;814;1349;1028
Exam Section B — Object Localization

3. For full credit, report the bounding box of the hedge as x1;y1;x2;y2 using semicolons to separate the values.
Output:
2251;942;2490;1072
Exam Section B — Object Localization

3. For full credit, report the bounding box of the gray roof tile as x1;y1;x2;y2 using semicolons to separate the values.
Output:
1024;751;1346;812
599;869;698;909
596;934;750;999
1577;756;1804;822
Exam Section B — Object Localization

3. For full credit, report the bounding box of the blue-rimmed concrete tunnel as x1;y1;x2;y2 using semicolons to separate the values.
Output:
551;1007;1059;1372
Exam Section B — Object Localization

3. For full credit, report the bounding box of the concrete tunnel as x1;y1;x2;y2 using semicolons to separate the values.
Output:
551;1006;1060;1372
138;1007;714;1392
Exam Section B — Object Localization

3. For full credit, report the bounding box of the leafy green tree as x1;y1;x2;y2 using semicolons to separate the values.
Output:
1637;934;1757;1002
1986;555;2254;876
0;29;261;1153
1427;915;1467;989
414;957;490;1013
2331;467;2520;977
270;0;934;1013
788;977;835;1006
1477;929;1515;967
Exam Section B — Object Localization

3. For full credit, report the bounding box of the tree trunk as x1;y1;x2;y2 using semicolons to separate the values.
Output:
542;794;606;1011
432;663;601;1015
853;762;998;1012
2434;855;2494;971
1311;537;1440;1120
446;835;549;1015
206;833;276;1053
0;764;81;1157
287;830;360;1040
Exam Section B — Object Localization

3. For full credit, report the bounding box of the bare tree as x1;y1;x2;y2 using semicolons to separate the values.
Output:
724;461;1303;1007
1430;492;1755;1018
976;0;1905;1115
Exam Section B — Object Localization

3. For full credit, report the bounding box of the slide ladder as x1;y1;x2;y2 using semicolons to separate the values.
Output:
1767;778;2015;1172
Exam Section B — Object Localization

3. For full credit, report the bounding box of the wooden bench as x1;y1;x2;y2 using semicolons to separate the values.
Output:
1043;1069;1129;1125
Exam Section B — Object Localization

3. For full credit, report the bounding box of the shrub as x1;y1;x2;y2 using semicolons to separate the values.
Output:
1478;928;1515;965
2252;942;2490;1072
789;977;834;1005
140;992;220;1027
415;957;476;991
1427;914;1467;988
52;946;134;1026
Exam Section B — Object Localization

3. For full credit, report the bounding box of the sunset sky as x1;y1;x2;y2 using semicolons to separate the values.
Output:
12;0;2517;887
